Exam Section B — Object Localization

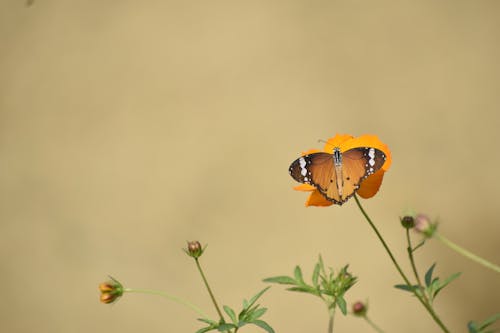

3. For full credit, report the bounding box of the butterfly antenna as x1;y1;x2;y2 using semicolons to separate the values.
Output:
318;139;335;148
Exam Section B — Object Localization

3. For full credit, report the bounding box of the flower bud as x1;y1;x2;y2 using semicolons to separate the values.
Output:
414;214;437;237
98;277;123;304
100;292;117;304
400;215;415;229
185;241;204;258
99;282;115;292
352;301;367;316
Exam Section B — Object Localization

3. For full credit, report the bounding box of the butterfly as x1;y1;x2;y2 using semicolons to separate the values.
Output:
289;146;386;205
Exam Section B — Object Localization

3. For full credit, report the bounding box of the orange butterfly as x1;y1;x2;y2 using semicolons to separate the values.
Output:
289;146;386;205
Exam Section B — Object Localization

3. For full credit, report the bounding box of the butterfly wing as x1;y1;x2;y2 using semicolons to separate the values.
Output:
289;152;343;204
340;147;386;202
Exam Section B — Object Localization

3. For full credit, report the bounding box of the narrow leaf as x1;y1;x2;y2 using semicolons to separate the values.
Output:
294;266;305;284
425;263;436;287
253;320;276;333
249;307;268;320
223;305;237;324
312;262;321;288
217;323;236;331
286;286;318;294
478;313;500;330
237;320;248;328
467;321;479;333
197;318;218;325
318;255;326;276
394;284;416;292
263;276;296;285
247;287;271;309
433;272;461;298
196;327;216;333
337;296;347;315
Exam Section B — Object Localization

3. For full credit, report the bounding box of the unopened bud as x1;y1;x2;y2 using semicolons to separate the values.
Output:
185;241;204;258
100;292;117;304
98;277;123;304
352;301;367;316
400;215;415;229
414;214;437;237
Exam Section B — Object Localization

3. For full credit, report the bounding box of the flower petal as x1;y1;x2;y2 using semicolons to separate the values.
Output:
305;190;333;207
323;134;354;152
301;148;321;156
293;184;316;192
357;169;385;198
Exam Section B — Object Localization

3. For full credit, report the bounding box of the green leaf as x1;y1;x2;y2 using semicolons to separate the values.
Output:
247;287;271;309
237;320;249;328
318;255;326;276
195;327;216;333
286;286;317;294
217;323;237;331
425;263;436;287
312;262;321;288
468;321;479;333
394;284;417;292
433;272;461;298
252;320;276;333
263;276;296;285
197;318;218;325
337;295;347;315
248;307;268;321
478;313;500;330
223;305;237;324
294;266;305;284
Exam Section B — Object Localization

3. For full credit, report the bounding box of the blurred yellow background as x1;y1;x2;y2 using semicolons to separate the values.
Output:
1;1;499;332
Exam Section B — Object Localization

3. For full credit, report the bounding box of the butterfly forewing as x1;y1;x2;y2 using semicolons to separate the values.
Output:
289;153;334;188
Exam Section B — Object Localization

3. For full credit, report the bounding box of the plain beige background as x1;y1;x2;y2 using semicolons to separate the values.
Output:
1;1;499;332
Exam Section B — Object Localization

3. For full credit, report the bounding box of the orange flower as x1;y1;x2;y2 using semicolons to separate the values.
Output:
292;134;391;207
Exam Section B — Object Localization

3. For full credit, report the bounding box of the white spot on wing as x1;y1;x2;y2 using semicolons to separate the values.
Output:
299;157;308;176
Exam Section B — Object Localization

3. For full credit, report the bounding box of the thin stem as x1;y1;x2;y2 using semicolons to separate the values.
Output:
406;229;429;303
195;258;226;322
353;195;450;333
327;307;335;333
124;288;209;318
363;315;385;333
435;233;500;273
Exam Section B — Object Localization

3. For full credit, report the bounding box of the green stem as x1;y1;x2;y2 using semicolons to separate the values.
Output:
435;233;500;273
353;195;450;333
124;288;209;318
195;258;226;323
363;315;385;333
406;229;429;303
328;307;335;333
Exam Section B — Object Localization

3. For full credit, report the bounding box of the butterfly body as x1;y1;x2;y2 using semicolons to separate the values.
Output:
289;147;386;205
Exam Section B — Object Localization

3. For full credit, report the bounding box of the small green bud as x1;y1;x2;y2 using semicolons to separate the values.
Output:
400;215;415;229
352;301;367;316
